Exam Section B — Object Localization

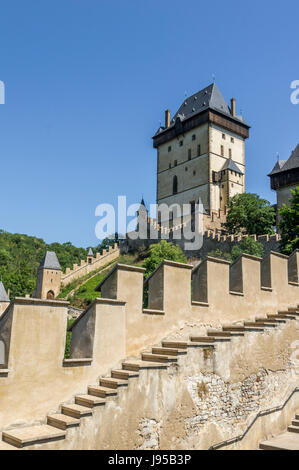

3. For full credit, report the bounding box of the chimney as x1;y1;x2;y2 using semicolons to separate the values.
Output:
231;98;236;117
165;109;170;128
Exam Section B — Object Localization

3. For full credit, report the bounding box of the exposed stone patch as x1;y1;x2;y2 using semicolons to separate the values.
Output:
137;418;162;449
185;369;293;433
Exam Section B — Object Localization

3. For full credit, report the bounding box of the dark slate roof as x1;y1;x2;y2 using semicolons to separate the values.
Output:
0;281;9;301
88;248;94;257
268;160;287;176
39;251;62;270
268;144;299;176
155;83;247;137
221;158;243;174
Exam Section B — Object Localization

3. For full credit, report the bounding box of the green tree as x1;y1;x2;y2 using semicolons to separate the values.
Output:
143;240;187;277
279;187;299;255
208;237;264;263
223;193;275;235
231;237;264;261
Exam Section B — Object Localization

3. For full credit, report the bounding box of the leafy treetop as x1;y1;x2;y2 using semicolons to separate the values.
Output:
223;193;275;235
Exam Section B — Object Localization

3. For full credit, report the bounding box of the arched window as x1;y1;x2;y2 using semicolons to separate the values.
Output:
173;175;178;194
47;290;55;300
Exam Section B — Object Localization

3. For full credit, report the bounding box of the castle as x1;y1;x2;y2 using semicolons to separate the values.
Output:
0;83;298;450
153;83;249;230
268;143;299;222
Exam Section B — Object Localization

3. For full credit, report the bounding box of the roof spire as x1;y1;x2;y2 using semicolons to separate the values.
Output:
38;251;62;271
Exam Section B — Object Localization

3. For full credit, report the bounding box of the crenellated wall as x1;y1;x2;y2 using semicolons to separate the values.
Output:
60;244;120;286
0;249;298;445
121;221;281;259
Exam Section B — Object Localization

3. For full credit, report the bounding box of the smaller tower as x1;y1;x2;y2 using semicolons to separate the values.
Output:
35;251;62;300
0;280;10;315
87;248;94;264
136;197;148;234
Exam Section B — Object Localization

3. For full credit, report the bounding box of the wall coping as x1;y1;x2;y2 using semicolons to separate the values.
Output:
192;256;230;274
14;297;69;307
95;263;146;291
268;251;289;259
68;297;126;331
144;259;193;284
231;253;262;267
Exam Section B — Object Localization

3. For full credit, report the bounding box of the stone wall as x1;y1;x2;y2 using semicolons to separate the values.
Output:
120;227;281;260
61;244;120;287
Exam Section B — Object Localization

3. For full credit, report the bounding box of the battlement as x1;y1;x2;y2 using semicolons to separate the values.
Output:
61;243;120;287
0;249;298;447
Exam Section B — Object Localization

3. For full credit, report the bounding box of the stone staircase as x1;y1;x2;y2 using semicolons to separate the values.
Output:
0;305;298;450
259;412;299;450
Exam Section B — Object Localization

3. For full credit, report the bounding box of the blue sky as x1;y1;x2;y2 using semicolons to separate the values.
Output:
0;0;298;247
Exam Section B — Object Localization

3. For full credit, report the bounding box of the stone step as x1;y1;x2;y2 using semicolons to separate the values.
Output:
222;325;246;332
0;439;16;450
75;394;106;408
255;317;285;324
243;322;265;329
141;352;178;363
291;419;299;427
190;336;215;343
161;340;188;349
100;377;129;389
122;361;168;371
61;403;92;419
152;347;187;356
187;342;215;348
252;321;277;327
288;425;299;434
288;307;299;313
259;431;299;450
47;413;80;430
111;369;139;380
207;330;231;337
267;313;296;320
221;326;245;336
88;385;118;398
278;310;299;316
2;425;66;448
295;414;299;420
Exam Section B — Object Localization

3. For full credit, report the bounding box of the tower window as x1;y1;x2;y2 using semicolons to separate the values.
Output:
221;145;224;156
197;144;201;156
168;146;172;152
188;149;191;160
229;148;232;157
169;163;171;169
193;170;196;176
192;134;196;141
185;167;188;171
222;133;226;140
174;160;177;167
231;137;234;143
179;140;183;147
173;175;178;194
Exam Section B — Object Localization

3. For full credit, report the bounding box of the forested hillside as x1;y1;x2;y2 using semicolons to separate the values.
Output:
0;230;89;299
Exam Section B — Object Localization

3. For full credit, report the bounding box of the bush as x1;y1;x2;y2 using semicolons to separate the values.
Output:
143;240;187;277
223;193;275;235
208;237;264;263
231;237;264;261
279;187;299;255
